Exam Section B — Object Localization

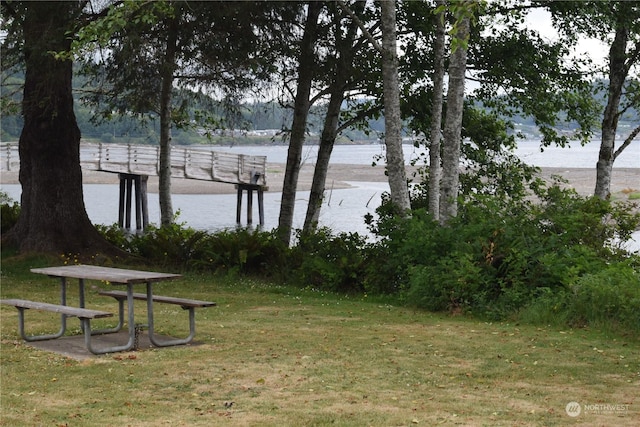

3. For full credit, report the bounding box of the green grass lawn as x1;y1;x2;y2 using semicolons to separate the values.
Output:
1;256;638;426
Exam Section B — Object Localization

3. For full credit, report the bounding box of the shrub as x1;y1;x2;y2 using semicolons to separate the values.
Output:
192;228;289;277
0;191;20;234
564;262;640;331
366;182;640;322
97;220;288;276
290;227;369;293
127;222;208;268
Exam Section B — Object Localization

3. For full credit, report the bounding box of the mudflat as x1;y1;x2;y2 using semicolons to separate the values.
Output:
1;164;638;197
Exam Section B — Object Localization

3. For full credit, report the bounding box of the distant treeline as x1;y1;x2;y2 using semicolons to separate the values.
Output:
1;73;636;146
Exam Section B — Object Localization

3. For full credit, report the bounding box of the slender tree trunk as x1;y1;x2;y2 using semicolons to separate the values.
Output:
277;1;322;245
380;0;411;215
303;89;344;233
158;17;179;225
429;0;447;220
3;1;116;256
302;3;361;234
595;24;628;200
439;15;470;224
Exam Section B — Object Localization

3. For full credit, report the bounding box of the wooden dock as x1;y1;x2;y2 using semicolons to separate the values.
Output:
1;142;267;186
1;142;268;229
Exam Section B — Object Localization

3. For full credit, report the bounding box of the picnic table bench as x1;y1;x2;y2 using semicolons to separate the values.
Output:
1;265;215;355
97;290;216;346
0;299;113;346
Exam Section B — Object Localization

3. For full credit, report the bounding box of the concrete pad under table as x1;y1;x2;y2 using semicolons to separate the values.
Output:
22;331;203;360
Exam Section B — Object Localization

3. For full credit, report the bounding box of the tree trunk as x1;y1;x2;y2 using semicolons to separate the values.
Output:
594;24;628;200
302;3;361;235
3;1;117;256
303;88;344;234
439;15;470;224
277;1;322;245
380;0;411;215
428;0;447;220
159;17;179;225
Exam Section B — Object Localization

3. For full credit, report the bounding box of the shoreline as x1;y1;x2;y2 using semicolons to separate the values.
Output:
1;165;638;197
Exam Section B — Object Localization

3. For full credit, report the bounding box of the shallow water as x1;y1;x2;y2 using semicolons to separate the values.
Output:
2;142;638;251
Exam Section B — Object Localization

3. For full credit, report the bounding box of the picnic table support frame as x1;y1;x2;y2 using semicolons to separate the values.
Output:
91;298;125;335
15;278;68;342
145;282;196;347
51;275;137;354
85;285;137;355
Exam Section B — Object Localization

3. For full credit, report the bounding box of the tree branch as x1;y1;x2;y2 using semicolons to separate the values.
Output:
337;104;383;133
336;0;383;54
624;41;640;74
613;124;640;161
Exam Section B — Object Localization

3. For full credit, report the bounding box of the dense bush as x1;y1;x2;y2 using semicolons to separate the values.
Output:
366;183;640;322
190;227;289;277
564;262;640;331
519;261;640;333
0;191;20;234
97;222;288;277
290;227;370;293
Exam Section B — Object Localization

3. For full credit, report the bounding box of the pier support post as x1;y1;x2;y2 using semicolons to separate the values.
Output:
118;174;149;232
236;184;266;227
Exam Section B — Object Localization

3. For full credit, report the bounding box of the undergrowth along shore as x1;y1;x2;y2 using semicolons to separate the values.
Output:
86;183;640;337
2;178;640;337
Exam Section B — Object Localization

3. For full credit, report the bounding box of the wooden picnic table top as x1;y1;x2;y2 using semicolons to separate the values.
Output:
31;264;181;284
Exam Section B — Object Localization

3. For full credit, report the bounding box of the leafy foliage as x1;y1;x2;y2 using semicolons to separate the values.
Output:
367;181;640;323
0;191;20;234
290;228;370;294
96;222;288;277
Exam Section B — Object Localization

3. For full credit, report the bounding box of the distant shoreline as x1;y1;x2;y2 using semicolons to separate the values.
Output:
1;165;638;198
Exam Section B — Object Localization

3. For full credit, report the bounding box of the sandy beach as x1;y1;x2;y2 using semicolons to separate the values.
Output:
1;164;638;198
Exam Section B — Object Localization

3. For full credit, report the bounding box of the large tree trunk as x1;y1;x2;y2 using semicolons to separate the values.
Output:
594;23;628;200
277;1;322;245
380;0;411;215
3;1;117;256
439;15;470;224
428;0;447;220
158;17;179;225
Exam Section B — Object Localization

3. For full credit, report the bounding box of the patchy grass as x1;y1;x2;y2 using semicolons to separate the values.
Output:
1;257;638;426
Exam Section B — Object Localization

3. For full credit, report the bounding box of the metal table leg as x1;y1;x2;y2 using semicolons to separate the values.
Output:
84;284;136;354
146;282;197;347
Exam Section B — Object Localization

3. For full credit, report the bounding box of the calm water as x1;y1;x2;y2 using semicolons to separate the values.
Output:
196;139;640;168
2;141;639;250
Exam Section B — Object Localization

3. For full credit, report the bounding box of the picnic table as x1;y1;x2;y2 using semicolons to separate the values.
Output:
1;265;215;355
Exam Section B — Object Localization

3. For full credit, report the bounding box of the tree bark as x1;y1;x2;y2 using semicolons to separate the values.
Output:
303;88;344;233
380;0;411;215
428;0;447;220
3;1;118;256
277;1;322;245
439;15;470;224
302;3;361;235
594;23;628;200
158;17;179;225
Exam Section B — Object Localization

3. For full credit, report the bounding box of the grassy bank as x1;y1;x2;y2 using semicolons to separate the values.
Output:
1;256;638;426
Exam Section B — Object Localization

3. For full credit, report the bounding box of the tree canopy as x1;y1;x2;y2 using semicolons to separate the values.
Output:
1;0;638;255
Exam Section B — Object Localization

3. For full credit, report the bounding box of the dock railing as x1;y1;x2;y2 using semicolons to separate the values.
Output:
1;142;267;186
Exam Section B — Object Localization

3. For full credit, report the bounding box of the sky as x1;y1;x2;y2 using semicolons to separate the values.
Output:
525;8;609;68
